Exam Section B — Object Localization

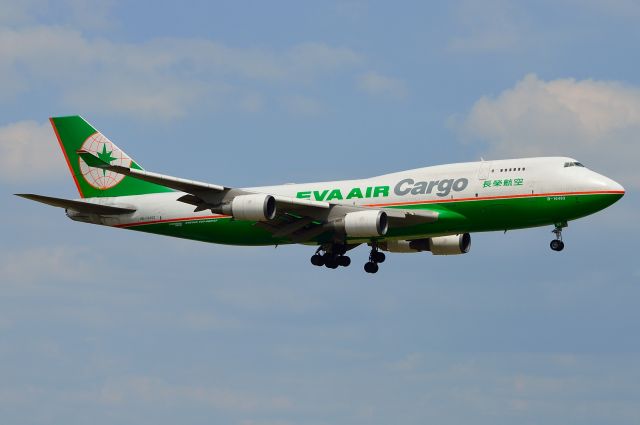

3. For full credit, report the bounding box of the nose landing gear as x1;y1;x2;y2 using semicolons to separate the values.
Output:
550;222;566;251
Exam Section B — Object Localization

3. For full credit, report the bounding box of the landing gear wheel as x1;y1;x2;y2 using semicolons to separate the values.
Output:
311;244;355;270
324;255;339;269
372;251;386;263
550;240;565;251
364;261;379;274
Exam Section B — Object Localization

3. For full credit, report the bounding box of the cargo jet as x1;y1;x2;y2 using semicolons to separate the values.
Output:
17;116;625;273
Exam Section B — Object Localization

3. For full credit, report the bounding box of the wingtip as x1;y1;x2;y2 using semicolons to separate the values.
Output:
15;194;40;202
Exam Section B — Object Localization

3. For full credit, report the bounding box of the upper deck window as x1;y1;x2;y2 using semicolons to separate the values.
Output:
564;161;585;168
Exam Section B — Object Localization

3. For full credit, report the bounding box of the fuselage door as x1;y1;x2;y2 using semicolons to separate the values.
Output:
477;161;492;180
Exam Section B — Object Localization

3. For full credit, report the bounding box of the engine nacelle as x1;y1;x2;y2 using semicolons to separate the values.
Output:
429;233;471;255
380;233;471;255
341;210;388;237
223;194;276;221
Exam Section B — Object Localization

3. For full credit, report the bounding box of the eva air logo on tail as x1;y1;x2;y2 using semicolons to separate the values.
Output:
78;132;131;190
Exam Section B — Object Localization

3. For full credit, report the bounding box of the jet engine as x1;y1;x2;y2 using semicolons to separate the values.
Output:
428;233;471;255
380;233;471;255
333;210;388;237
222;194;276;221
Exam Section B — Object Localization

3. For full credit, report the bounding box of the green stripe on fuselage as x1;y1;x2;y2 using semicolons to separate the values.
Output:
121;193;623;246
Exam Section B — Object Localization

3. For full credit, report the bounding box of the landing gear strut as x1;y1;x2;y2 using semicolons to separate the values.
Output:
550;222;566;252
310;244;352;269
364;243;385;274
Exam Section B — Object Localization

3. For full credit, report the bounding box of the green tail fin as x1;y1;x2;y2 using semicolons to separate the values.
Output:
50;116;173;198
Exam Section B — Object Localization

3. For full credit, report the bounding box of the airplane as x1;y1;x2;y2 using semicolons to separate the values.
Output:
17;116;625;273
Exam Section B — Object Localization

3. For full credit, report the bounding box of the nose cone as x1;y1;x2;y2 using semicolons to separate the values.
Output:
585;171;623;191
600;175;625;197
590;172;625;206
607;178;625;195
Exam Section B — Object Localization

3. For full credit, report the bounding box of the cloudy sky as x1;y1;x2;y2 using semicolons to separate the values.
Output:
1;1;639;424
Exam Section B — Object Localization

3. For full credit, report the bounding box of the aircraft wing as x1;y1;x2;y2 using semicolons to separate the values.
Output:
255;207;439;242
77;150;329;211
77;150;438;241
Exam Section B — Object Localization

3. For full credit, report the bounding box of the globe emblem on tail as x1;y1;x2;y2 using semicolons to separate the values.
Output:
78;132;132;190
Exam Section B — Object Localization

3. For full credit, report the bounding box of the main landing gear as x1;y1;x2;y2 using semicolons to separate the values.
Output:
364;243;385;274
550;222;566;252
309;243;384;273
310;244;352;269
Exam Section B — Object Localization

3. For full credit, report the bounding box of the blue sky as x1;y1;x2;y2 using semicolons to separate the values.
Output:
1;1;639;424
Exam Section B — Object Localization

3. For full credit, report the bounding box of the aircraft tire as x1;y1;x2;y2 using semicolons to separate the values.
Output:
325;256;339;269
372;251;386;263
364;261;379;274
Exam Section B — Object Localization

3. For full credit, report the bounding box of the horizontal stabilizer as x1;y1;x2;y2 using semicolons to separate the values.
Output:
77;150;226;193
16;194;136;215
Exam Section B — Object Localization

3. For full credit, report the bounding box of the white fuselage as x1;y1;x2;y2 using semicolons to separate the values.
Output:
78;157;623;236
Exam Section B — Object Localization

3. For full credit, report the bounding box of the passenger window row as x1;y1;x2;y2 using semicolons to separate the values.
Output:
491;167;525;173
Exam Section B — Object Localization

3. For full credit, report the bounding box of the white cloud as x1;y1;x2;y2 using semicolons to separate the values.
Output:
0;317;12;330
0;26;363;118
62;76;212;119
61;0;115;30
180;311;243;331
357;72;407;99
389;352;423;372
210;282;324;314
280;95;323;116
572;0;640;18
238;93;266;112
0;0;40;26
0;0;115;29
286;42;362;77
448;32;519;53
240;420;295;425
0;120;65;182
0;377;293;414
447;0;523;53
0;246;90;288
454;74;640;187
97;376;293;411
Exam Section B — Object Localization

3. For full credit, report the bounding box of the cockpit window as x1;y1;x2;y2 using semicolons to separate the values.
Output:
564;161;585;168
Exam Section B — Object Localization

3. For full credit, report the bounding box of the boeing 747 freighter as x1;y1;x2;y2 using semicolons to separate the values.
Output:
17;116;625;273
